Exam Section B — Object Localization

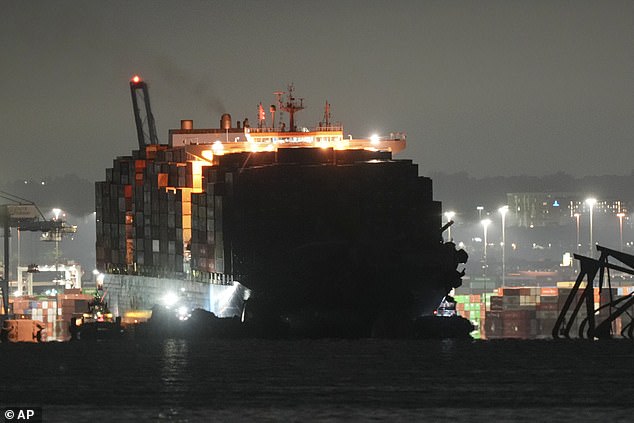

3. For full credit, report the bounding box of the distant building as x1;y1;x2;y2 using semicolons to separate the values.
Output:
506;192;630;228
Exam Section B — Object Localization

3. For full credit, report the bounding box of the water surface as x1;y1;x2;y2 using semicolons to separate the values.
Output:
2;338;634;421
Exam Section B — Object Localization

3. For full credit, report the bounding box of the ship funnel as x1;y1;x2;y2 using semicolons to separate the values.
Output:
181;120;193;130
220;113;232;130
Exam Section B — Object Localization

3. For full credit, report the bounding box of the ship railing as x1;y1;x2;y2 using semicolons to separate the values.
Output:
246;125;343;133
387;132;407;141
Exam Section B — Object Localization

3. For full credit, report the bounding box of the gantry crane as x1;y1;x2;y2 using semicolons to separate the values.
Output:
0;191;76;316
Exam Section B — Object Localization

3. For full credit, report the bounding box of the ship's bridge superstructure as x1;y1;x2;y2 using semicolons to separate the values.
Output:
171;84;404;155
169;120;406;155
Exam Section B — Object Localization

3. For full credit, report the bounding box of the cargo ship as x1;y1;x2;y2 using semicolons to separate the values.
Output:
95;80;468;336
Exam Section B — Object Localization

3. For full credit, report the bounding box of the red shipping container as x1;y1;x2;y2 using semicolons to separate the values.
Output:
541;287;558;296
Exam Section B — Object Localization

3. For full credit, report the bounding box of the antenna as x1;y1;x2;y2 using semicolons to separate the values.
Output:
323;101;331;127
279;84;305;132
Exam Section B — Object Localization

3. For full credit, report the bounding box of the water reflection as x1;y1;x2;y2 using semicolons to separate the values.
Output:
159;339;191;393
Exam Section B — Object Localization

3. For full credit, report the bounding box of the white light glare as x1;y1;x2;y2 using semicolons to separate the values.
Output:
370;134;380;145
162;292;179;308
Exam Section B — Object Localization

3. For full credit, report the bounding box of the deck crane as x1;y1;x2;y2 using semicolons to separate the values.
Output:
0;191;76;316
129;75;160;149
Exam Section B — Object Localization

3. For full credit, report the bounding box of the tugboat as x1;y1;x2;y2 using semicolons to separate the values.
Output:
414;295;475;339
69;290;123;340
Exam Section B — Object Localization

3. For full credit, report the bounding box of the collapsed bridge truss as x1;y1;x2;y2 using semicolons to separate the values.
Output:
553;245;634;339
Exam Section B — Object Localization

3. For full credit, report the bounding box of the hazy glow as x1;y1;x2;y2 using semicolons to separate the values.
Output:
212;141;224;155
96;272;105;287
201;150;214;161
370;134;380;145
162;292;179;307
192;160;203;193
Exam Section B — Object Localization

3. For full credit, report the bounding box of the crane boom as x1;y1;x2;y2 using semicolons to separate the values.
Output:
130;75;159;148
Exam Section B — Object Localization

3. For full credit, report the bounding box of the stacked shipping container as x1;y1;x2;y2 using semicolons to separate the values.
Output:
454;286;627;339
10;290;92;341
96;145;187;276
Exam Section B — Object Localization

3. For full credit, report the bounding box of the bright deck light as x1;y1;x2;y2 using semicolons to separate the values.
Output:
162;292;179;308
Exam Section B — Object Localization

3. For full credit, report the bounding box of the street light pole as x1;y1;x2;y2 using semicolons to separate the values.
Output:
617;212;625;251
52;208;61;275
481;218;491;262
585;198;596;254
51;208;62;341
498;206;508;287
574;213;580;253
444;211;455;241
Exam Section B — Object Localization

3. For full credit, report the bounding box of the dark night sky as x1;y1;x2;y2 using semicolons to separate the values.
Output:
1;0;632;182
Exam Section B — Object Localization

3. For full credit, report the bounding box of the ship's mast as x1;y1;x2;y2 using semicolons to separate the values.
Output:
322;101;331;127
279;84;304;132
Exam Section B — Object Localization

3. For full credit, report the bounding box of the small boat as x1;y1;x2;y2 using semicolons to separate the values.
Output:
69;290;124;340
413;296;476;339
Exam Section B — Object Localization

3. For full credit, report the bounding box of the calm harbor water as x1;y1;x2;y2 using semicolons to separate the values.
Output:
2;338;634;422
